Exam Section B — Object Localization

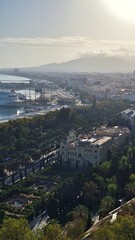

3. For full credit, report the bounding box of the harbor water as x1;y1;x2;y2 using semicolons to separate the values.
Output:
0;107;25;122
0;74;29;121
0;74;70;122
0;74;29;83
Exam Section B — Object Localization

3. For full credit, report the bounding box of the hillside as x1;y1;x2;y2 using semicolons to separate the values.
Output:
26;54;133;73
84;199;135;240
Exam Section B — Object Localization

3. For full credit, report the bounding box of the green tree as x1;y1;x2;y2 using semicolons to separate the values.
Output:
100;196;115;216
67;205;89;228
83;181;100;209
43;222;69;240
46;197;59;218
66;218;85;240
99;161;111;179
107;183;118;198
0;218;36;240
116;156;130;188
125;182;135;200
113;216;135;240
92;216;135;240
92;228;115;240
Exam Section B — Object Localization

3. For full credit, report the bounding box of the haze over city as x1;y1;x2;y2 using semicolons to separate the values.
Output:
1;0;135;69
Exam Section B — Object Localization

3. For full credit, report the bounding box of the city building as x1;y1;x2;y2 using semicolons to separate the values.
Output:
121;109;135;133
60;130;112;168
122;92;135;102
95;125;130;146
60;127;130;168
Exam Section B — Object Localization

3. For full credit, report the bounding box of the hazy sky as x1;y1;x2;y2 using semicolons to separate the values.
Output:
1;0;135;67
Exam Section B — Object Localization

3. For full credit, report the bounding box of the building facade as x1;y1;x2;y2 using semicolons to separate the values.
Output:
60;127;130;168
95;125;130;147
121;109;135;133
60;130;112;168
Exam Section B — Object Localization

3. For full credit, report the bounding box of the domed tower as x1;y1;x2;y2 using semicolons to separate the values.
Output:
67;129;76;143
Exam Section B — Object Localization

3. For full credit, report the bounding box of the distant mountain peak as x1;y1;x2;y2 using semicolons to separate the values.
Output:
24;54;134;73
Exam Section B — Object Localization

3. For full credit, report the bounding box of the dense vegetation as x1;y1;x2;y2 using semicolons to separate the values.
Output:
0;99;130;175
0;212;135;240
91;204;135;240
0;99;134;239
1;138;135;238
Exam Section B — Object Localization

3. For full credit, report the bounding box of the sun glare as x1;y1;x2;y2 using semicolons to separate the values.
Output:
103;0;135;22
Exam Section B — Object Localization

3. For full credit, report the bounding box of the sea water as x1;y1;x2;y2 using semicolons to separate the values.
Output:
0;74;29;121
0;74;29;83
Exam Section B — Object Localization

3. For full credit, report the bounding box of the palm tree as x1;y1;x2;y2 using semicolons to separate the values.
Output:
67;205;89;224
83;181;100;209
100;196;115;216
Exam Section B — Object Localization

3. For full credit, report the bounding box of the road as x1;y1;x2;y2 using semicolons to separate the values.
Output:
30;211;50;230
4;149;59;186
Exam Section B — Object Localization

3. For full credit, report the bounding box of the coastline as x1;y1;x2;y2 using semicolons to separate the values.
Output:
0;104;69;123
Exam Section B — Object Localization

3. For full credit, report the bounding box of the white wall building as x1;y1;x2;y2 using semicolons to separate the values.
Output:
121;109;135;133
122;92;135;102
60;130;112;168
60;127;130;168
95;125;130;146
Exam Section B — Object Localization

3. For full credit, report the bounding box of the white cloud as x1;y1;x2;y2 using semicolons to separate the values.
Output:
0;36;88;47
1;36;135;54
1;36;135;67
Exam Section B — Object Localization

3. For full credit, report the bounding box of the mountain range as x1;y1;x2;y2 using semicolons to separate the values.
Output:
0;54;134;73
28;54;135;73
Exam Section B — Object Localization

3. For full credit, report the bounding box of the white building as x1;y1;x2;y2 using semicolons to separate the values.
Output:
121;109;135;133
60;130;112;168
95;125;130;146
122;92;135;102
60;127;130;168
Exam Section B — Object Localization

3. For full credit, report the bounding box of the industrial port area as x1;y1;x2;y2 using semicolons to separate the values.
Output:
0;72;81;121
1;68;135;121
